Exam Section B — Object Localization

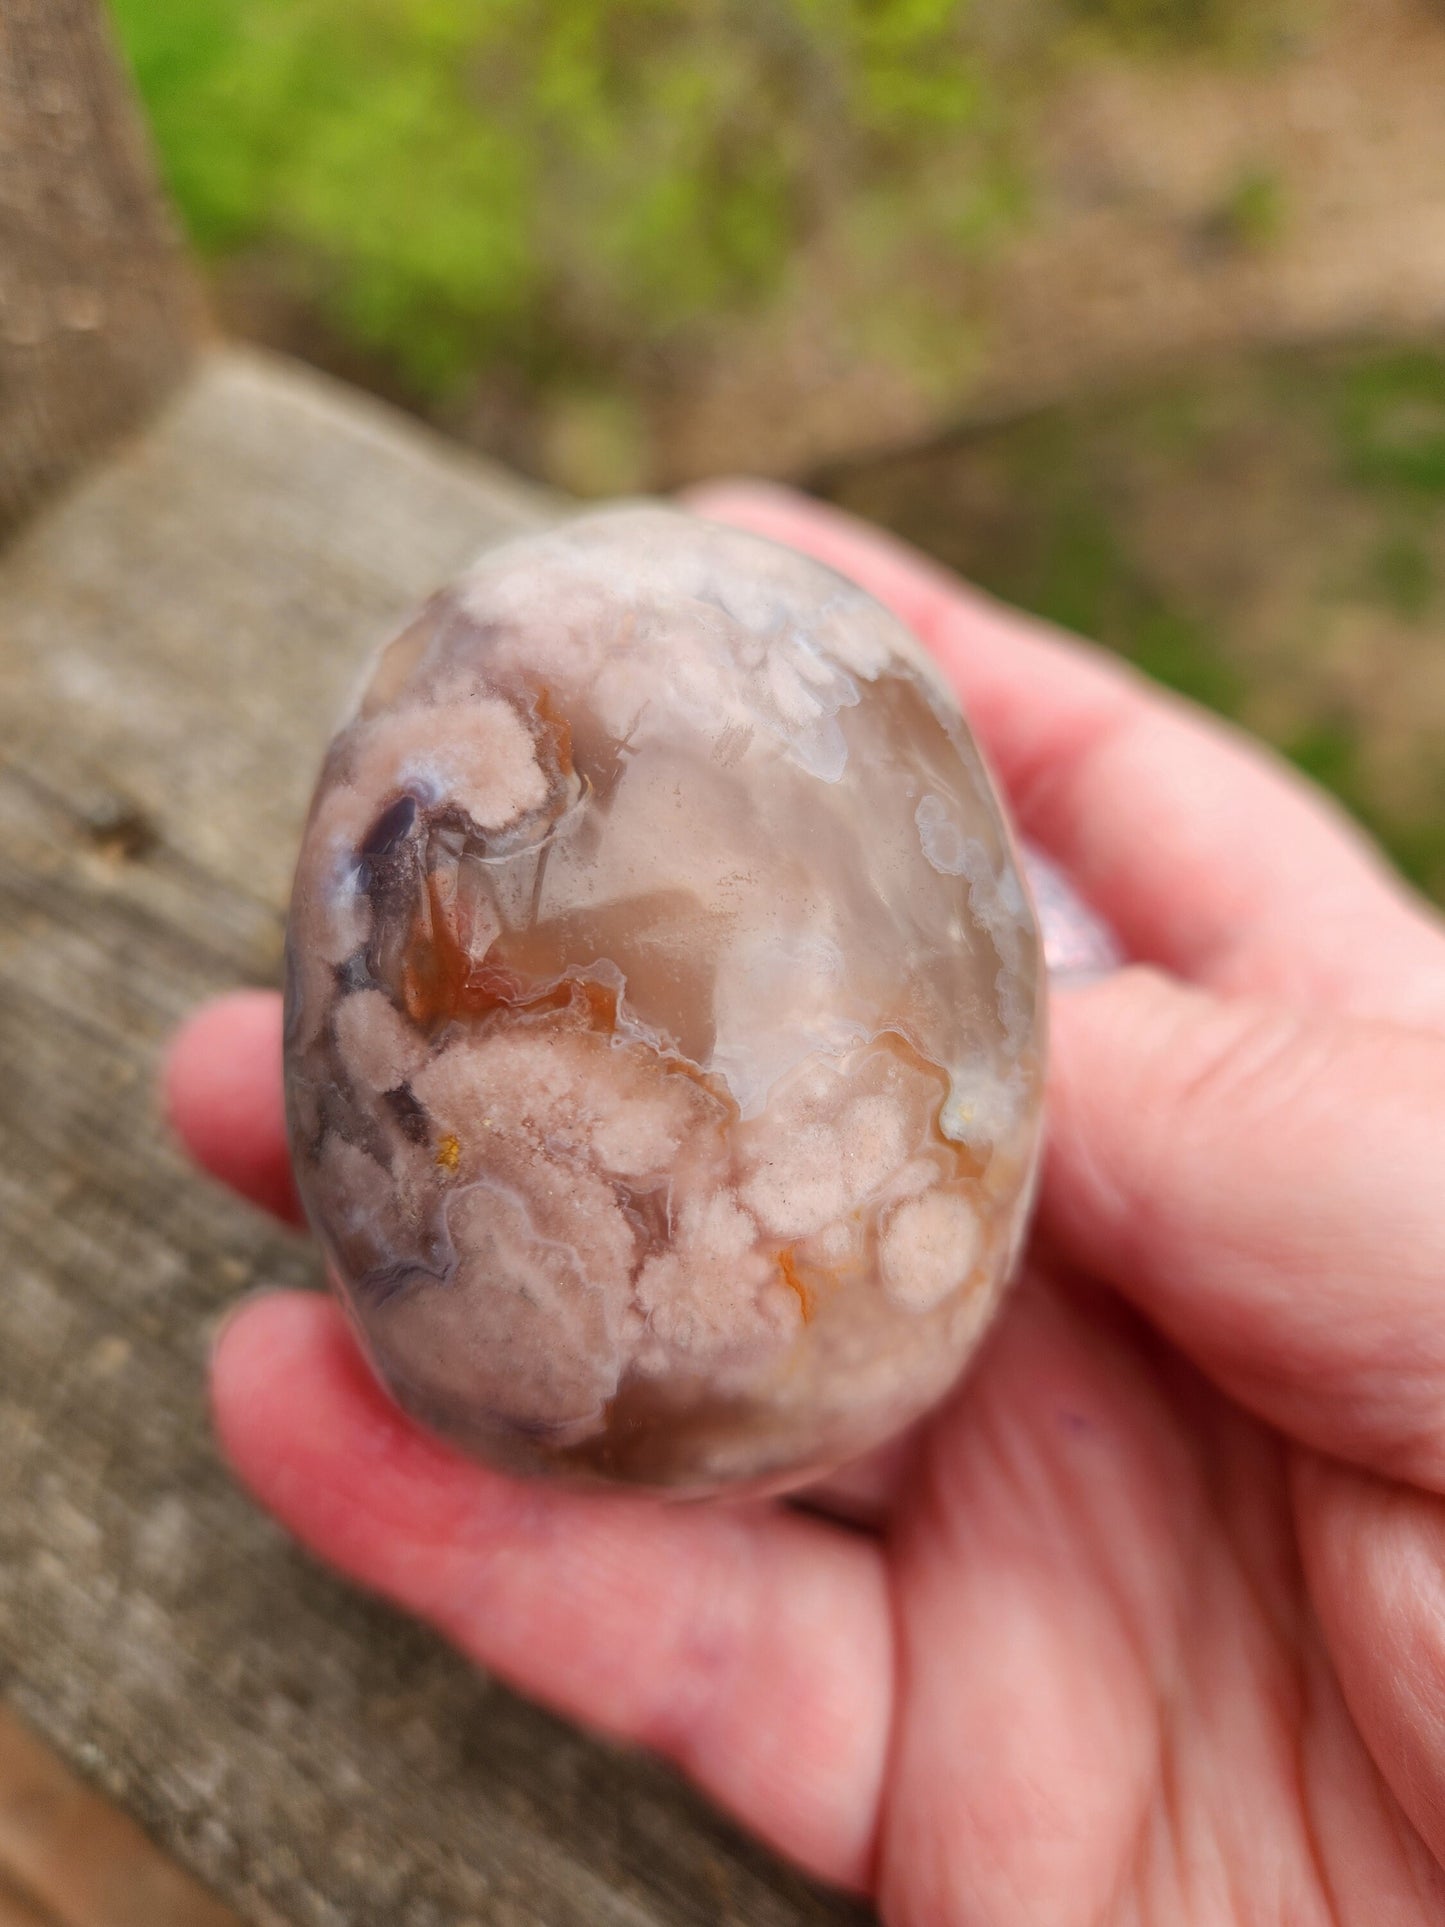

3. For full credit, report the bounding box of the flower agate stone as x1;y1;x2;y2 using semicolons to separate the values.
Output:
284;507;1045;1495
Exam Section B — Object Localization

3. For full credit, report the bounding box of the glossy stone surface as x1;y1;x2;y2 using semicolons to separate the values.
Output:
284;507;1046;1494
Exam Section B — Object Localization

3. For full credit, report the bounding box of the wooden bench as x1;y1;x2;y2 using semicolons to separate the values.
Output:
0;7;867;1922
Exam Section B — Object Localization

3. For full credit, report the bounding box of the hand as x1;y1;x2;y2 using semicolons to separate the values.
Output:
167;483;1445;1924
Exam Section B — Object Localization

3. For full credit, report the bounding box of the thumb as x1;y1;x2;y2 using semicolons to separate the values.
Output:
1043;968;1445;1489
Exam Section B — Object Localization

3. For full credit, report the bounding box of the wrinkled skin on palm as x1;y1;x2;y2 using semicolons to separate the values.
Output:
284;507;1050;1494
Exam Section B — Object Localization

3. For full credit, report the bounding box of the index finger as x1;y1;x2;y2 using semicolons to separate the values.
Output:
687;482;1445;1025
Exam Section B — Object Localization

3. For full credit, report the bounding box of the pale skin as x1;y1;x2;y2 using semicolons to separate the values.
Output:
165;483;1445;1925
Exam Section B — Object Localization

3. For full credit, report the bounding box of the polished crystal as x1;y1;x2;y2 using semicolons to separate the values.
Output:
284;508;1047;1494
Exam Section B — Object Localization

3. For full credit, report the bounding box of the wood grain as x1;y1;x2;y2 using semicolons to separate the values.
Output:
0;346;872;1927
0;1706;240;1927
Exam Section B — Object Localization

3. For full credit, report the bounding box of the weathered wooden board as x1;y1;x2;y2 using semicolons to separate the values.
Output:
0;348;871;1927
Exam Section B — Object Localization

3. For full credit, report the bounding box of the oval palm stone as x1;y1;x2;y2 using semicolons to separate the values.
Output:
284;508;1047;1495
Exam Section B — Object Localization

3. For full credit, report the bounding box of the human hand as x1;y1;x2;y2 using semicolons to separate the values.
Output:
167;483;1445;1924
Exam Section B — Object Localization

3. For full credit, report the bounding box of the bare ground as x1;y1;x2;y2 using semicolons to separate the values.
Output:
644;0;1445;488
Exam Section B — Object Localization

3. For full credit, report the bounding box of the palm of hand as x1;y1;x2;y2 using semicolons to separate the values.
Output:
874;1273;1432;1924
168;487;1445;1925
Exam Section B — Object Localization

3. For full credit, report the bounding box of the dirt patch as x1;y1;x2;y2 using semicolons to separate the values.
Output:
191;0;1445;495
651;0;1445;485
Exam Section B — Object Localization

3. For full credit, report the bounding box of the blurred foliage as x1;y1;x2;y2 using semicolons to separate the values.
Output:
112;0;1288;399
1334;350;1445;495
1208;167;1288;251
1066;0;1285;52
825;345;1445;903
114;0;1015;394
110;0;1440;894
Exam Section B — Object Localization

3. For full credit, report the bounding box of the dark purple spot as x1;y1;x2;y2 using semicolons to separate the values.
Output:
361;793;419;859
385;1082;431;1145
335;950;374;994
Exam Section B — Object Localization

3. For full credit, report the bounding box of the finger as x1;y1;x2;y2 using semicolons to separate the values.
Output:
212;1291;892;1888
687;482;1445;1025
165;992;301;1224
161;987;996;1534
1292;1450;1445;1879
796;1427;922;1531
879;1279;1174;1925
1045;968;1445;1488
873;1271;1431;1925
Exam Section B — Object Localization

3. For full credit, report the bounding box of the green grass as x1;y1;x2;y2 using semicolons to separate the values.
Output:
1334;350;1445;496
824;346;1445;904
111;0;1299;402
112;0;1009;397
109;4;1440;896
988;490;1248;716
1368;533;1435;620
